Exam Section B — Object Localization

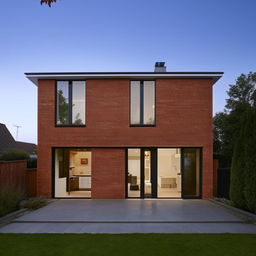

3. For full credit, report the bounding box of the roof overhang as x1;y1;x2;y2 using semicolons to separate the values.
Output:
25;72;223;86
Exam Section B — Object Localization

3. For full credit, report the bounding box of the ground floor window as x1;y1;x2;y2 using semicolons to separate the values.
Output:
54;148;91;198
127;147;201;199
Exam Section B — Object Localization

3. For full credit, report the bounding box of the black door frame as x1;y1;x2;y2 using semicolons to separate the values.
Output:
126;147;202;199
140;148;157;198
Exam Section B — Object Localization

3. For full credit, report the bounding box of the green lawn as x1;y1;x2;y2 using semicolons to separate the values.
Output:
0;234;255;256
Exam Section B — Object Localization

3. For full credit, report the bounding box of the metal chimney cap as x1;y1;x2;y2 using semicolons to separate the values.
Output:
155;62;165;67
154;62;166;72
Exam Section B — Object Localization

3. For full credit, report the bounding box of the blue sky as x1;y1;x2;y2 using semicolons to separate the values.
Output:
0;0;255;143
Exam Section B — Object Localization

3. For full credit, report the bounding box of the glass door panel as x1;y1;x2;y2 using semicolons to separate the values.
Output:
157;148;181;198
144;150;152;197
127;149;141;197
182;148;201;198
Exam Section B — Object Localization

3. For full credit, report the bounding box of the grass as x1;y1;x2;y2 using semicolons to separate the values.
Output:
0;234;256;256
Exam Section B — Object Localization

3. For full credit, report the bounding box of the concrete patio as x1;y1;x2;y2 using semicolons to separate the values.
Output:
1;199;256;233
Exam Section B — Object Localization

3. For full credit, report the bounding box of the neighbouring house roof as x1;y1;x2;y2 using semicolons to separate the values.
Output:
25;72;224;86
0;123;37;154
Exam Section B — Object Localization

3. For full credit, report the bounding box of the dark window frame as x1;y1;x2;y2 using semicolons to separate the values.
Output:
52;147;92;199
130;80;156;127
125;147;202;199
55;80;86;127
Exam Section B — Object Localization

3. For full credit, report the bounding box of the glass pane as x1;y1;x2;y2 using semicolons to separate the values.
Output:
143;81;155;125
57;81;69;125
130;81;141;125
144;150;152;197
72;81;86;125
128;149;141;197
183;148;200;197
157;148;181;198
55;148;91;198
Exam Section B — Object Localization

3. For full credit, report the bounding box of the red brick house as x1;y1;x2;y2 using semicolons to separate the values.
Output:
26;62;223;199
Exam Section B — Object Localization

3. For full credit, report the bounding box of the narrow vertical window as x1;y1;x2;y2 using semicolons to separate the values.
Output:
57;81;69;125
130;81;155;126
143;81;155;125
72;81;86;125
56;81;86;126
130;81;141;125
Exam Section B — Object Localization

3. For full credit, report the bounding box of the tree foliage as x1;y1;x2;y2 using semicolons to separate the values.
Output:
215;72;256;213
214;72;256;167
40;0;57;7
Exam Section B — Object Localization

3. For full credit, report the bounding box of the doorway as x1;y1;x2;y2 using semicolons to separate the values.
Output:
54;148;92;198
126;147;201;199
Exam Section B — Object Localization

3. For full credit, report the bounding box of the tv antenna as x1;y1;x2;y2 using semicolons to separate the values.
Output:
13;125;22;141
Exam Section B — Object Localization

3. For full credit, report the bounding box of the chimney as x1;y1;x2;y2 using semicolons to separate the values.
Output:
154;62;166;72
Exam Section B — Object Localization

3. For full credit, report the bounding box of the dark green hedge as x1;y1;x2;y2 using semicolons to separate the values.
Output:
230;108;256;213
0;150;29;161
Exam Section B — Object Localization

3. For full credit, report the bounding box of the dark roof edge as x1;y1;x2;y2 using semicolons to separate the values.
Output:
25;72;224;86
25;71;224;75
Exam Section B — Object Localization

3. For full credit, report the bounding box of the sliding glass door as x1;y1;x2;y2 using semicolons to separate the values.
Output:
157;149;182;198
182;148;201;198
127;147;201;199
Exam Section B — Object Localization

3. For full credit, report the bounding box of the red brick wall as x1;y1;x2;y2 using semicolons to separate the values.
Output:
37;78;213;199
92;148;125;199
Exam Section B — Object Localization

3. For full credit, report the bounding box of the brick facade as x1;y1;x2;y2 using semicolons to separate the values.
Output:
37;78;213;199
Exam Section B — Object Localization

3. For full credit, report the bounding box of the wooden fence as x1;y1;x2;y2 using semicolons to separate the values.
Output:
0;160;37;197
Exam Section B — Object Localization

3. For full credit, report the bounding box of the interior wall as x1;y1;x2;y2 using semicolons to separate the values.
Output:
157;149;180;185
70;151;91;175
55;150;66;197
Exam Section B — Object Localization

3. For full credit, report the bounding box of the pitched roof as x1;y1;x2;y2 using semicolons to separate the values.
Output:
0;123;16;152
0;123;37;154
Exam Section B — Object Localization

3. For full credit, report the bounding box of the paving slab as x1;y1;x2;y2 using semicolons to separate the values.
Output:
1;199;256;233
12;199;243;222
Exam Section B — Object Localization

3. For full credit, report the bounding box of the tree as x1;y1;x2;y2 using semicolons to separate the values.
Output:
40;0;57;7
226;72;256;111
214;72;256;167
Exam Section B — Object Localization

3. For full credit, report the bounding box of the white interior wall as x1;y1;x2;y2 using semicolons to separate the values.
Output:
55;150;67;197
70;151;92;175
157;149;180;185
128;159;140;180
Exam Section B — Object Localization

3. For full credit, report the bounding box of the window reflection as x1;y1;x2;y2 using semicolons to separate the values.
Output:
130;81;140;125
143;81;155;125
57;81;69;125
56;81;86;126
72;81;86;125
130;81;155;126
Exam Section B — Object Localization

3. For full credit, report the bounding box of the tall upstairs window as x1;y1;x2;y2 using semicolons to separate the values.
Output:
130;81;155;126
56;81;86;126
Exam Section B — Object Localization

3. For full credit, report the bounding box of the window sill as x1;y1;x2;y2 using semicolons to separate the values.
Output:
55;125;86;127
130;124;156;127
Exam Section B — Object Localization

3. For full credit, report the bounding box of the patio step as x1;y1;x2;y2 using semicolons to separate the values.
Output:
11;220;246;224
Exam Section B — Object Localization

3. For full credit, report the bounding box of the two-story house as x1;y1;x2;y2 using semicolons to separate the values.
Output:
26;62;223;199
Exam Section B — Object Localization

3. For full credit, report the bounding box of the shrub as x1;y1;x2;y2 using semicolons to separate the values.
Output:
0;150;29;161
230;123;247;210
243;108;256;213
21;197;47;210
27;158;37;169
230;108;256;214
0;186;25;217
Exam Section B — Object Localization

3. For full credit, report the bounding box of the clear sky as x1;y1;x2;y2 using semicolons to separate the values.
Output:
0;0;255;143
